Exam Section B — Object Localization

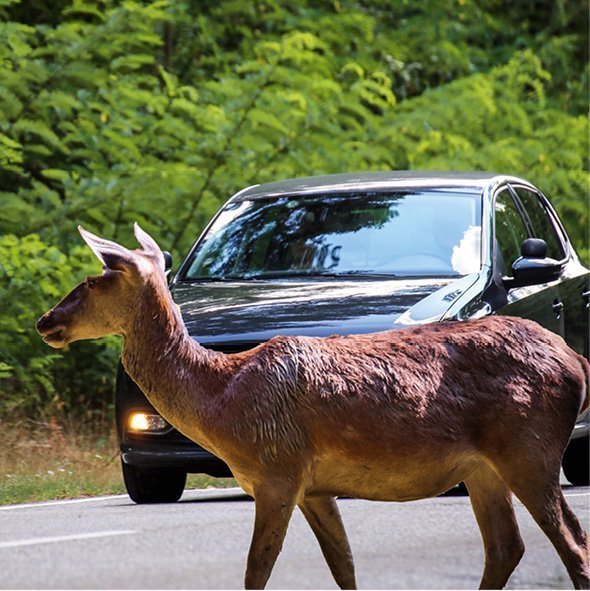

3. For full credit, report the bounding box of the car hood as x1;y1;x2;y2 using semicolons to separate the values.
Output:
172;276;471;347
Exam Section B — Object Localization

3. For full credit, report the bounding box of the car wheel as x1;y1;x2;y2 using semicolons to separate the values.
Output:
562;436;589;486
122;460;187;503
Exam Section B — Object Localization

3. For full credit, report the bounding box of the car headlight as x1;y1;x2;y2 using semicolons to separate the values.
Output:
128;412;169;433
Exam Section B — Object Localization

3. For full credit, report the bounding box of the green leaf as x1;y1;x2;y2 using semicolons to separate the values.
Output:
111;54;155;71
248;108;290;135
41;169;70;182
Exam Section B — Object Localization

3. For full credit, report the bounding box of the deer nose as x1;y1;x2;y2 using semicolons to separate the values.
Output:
36;312;54;334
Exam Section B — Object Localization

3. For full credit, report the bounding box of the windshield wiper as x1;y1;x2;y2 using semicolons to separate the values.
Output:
185;276;238;282
244;270;398;280
185;271;399;281
307;271;398;279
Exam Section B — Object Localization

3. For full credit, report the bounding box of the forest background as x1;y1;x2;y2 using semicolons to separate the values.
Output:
1;0;588;424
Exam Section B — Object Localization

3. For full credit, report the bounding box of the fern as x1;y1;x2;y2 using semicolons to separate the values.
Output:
0;133;23;171
12;119;67;152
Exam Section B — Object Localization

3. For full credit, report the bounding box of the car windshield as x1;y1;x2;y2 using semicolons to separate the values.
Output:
182;190;482;280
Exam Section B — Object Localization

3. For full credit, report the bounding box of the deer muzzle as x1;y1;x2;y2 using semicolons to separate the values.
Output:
36;312;68;348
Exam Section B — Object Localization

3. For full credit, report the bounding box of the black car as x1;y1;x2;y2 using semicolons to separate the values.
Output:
115;171;590;503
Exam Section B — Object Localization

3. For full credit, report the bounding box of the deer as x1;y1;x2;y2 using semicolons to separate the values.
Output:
36;223;589;590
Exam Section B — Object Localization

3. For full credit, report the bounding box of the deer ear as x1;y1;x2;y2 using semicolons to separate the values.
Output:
78;225;135;272
133;223;165;271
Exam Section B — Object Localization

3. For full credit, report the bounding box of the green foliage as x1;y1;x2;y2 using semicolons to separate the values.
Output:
375;51;589;259
0;233;119;416
0;0;587;419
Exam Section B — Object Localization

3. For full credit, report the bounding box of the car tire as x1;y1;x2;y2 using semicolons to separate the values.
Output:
562;436;589;486
122;460;187;503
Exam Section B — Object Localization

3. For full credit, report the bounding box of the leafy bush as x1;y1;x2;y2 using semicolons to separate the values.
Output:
0;234;119;417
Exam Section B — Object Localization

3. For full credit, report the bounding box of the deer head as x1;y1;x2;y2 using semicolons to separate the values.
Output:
36;224;166;348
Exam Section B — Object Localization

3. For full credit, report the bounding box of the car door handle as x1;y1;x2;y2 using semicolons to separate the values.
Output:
583;289;590;309
552;299;564;317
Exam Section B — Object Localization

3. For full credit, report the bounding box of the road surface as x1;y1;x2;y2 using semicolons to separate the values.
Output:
1;486;588;589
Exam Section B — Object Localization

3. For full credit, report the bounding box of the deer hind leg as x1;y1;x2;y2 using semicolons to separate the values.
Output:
464;463;525;589
493;455;589;589
299;495;357;590
244;483;299;590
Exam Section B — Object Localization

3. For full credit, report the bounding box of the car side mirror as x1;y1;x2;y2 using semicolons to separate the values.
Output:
163;251;173;279
505;238;562;289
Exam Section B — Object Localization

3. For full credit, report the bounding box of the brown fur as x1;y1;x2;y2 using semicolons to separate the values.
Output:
37;225;590;590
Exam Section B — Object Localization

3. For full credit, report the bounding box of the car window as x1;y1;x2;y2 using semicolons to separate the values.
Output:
183;190;483;280
512;187;566;261
494;189;528;277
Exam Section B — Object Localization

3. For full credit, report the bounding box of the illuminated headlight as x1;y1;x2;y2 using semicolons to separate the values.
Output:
128;412;169;433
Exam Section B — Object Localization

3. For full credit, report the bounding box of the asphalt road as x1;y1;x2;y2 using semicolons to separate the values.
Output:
1;486;588;590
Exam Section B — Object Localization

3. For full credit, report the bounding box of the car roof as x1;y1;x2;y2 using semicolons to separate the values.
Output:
230;171;503;201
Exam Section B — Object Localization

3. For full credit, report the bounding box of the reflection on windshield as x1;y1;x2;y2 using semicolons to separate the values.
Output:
451;225;481;275
184;191;482;280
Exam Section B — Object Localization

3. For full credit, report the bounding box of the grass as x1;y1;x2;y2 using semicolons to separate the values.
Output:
0;417;236;505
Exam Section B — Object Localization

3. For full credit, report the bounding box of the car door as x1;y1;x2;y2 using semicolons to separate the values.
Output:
559;271;590;359
492;185;564;336
511;185;589;359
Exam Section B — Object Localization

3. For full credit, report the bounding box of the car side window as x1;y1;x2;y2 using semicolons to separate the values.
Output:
494;189;528;277
512;187;566;261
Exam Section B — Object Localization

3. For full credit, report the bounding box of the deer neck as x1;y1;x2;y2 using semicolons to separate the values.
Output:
120;278;230;448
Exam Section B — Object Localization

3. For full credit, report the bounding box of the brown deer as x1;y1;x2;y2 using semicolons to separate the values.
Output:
37;224;589;590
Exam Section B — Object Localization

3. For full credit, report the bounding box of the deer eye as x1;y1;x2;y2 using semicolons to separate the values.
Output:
86;277;99;289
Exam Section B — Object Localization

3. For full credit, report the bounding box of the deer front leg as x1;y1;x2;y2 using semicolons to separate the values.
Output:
299;495;357;589
245;484;298;590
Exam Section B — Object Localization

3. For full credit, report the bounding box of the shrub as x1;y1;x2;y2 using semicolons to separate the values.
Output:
0;234;119;418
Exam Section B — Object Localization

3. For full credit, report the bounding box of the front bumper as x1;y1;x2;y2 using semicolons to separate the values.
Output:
121;439;232;476
121;442;232;476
